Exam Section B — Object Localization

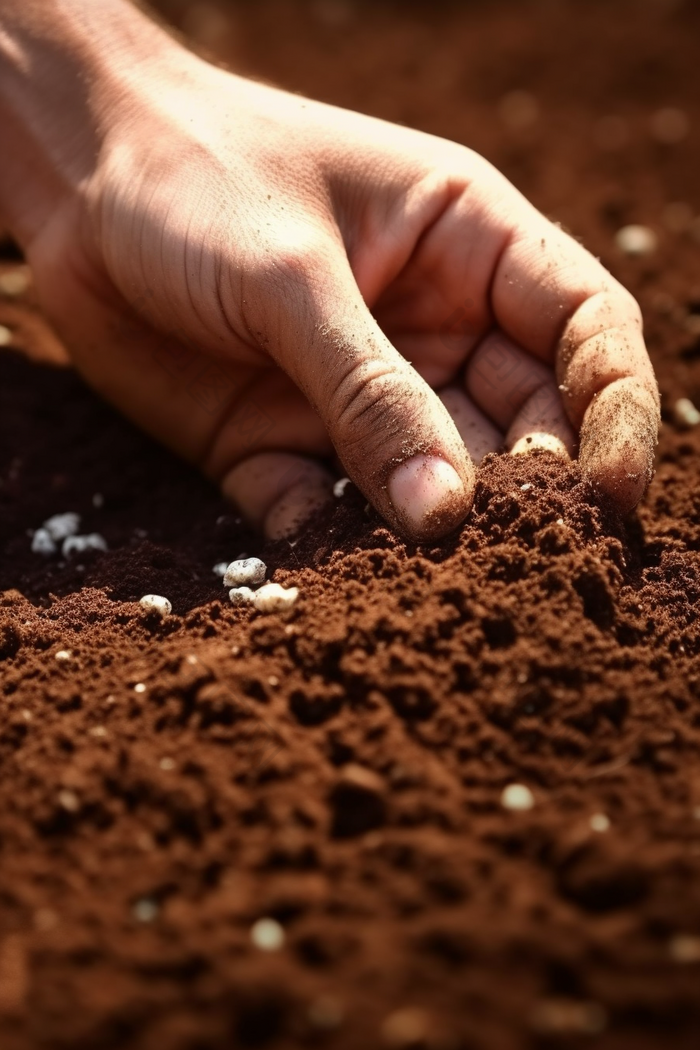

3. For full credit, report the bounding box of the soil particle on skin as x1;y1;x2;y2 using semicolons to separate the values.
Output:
2;2;700;1049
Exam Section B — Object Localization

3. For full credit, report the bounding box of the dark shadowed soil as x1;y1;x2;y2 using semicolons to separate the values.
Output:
1;1;700;1048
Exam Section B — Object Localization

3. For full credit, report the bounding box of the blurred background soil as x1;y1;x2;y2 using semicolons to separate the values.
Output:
1;1;700;1048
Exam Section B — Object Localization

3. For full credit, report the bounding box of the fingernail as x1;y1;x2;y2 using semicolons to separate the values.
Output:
388;455;467;540
510;433;570;458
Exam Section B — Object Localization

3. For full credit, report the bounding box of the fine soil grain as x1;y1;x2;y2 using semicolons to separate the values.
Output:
1;2;700;1048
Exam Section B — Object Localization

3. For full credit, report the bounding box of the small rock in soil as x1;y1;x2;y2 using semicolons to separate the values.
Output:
43;512;80;542
250;917;285;951
139;594;172;617
615;224;658;255
223;557;266;587
252;582;298;613
229;586;255;605
673;397;700;428
501;783;535;811
31;528;56;555
62;533;107;557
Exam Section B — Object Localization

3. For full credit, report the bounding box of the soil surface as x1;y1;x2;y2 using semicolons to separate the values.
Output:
2;1;700;1048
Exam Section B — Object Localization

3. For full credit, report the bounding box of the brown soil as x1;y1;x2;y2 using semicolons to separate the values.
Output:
2;1;700;1048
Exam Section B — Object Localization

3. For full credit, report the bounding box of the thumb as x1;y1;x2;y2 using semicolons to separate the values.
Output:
247;235;475;541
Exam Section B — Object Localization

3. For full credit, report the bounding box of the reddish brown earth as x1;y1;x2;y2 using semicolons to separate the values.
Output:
2;1;700;1048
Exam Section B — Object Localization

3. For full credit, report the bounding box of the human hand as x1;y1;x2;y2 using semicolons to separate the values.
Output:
0;1;659;541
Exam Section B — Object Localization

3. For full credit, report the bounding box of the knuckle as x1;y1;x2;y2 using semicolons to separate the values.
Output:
330;361;409;457
247;229;334;294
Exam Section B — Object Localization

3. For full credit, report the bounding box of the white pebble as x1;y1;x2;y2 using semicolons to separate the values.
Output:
55;650;72;662
333;477;351;497
229;586;255;605
673;398;700;428
501;783;535;811
589;813;610;833
43;512;80;542
139;594;172;617
250;917;285;951
133;683;146;694
133;898;159;923
520;483;533;492
31;528;56;555
223;557;266;588
615;224;658;256
0;324;12;347
252;583;299;613
556;518;565;526
62;533;107;557
212;561;229;577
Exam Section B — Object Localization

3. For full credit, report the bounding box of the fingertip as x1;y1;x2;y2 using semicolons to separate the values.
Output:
387;454;475;542
510;433;571;458
221;452;334;538
263;477;333;540
578;377;659;513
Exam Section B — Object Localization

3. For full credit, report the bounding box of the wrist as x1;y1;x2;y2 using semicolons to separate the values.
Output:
0;0;186;249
